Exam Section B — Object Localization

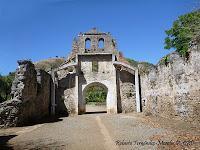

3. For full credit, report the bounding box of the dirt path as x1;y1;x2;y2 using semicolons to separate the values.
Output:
0;110;199;150
95;116;118;150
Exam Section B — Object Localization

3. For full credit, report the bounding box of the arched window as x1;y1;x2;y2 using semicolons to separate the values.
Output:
98;38;104;49
85;38;91;49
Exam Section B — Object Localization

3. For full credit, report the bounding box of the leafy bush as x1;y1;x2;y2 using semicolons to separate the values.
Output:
85;86;107;104
0;72;15;102
160;55;170;66
165;10;200;57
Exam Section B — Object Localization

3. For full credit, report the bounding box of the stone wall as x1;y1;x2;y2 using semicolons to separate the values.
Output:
78;54;118;114
140;45;200;124
0;60;52;127
76;28;117;54
56;72;76;116
56;54;119;115
36;70;52;117
117;70;136;113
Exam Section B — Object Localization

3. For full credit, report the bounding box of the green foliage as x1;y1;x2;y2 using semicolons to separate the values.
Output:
35;58;65;71
164;10;200;57
126;58;138;67
0;72;15;102
161;55;170;66
126;58;155;75
85;86;107;104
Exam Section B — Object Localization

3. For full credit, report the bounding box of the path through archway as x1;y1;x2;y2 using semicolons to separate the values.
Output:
83;82;108;114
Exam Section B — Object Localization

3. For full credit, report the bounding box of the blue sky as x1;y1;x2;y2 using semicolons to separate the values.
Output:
0;0;199;75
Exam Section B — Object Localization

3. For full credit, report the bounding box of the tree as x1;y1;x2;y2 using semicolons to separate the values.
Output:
85;86;107;104
164;10;200;57
0;72;15;102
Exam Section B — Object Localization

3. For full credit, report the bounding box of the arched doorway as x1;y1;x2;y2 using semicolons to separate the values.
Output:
83;82;108;114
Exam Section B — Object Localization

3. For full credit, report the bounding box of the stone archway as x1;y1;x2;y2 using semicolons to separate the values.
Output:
76;80;118;115
82;82;108;113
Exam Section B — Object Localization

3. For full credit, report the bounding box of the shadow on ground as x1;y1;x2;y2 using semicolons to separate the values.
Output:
85;111;107;114
0;135;16;150
20;116;64;127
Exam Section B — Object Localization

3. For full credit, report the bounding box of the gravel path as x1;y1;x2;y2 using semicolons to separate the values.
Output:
0;107;199;150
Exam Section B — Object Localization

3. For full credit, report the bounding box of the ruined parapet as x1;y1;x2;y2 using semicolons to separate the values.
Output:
11;60;37;101
0;60;52;128
0;60;37;127
64;28;119;64
77;28;118;54
140;44;200;124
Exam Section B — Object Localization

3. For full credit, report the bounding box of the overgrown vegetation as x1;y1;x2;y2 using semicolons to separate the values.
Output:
35;58;65;71
85;86;107;105
126;58;138;67
139;61;155;75
165;10;200;57
126;58;155;75
0;72;15;103
160;55;170;66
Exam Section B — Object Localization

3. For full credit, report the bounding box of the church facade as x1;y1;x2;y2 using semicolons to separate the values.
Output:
53;28;141;115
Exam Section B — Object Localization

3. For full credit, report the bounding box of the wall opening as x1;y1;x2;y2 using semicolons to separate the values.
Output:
83;83;108;114
98;38;104;49
92;61;98;72
85;38;91;49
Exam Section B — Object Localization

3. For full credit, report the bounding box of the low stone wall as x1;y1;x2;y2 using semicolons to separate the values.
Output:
140;46;200;124
0;60;52;127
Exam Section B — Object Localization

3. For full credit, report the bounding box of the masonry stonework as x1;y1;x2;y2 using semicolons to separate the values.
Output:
0;29;199;128
55;28;139;115
140;44;200;124
0;61;52;127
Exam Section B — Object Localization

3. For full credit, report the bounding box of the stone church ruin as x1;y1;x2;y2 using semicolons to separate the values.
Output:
55;28;140;115
0;28;199;128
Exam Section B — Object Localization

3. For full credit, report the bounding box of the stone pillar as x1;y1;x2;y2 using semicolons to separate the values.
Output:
135;69;141;112
107;64;118;114
51;70;56;115
74;74;79;114
112;54;116;62
74;55;79;115
78;78;84;114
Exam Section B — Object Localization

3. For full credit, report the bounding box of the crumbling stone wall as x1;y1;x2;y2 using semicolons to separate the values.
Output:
36;70;52;117
0;60;52;127
117;70;136;113
56;72;76;116
140;45;200;124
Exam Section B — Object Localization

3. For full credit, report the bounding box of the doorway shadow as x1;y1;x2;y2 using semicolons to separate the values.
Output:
85;111;107;114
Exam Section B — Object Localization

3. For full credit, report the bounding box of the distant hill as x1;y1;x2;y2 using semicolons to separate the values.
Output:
125;58;155;75
34;57;65;71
